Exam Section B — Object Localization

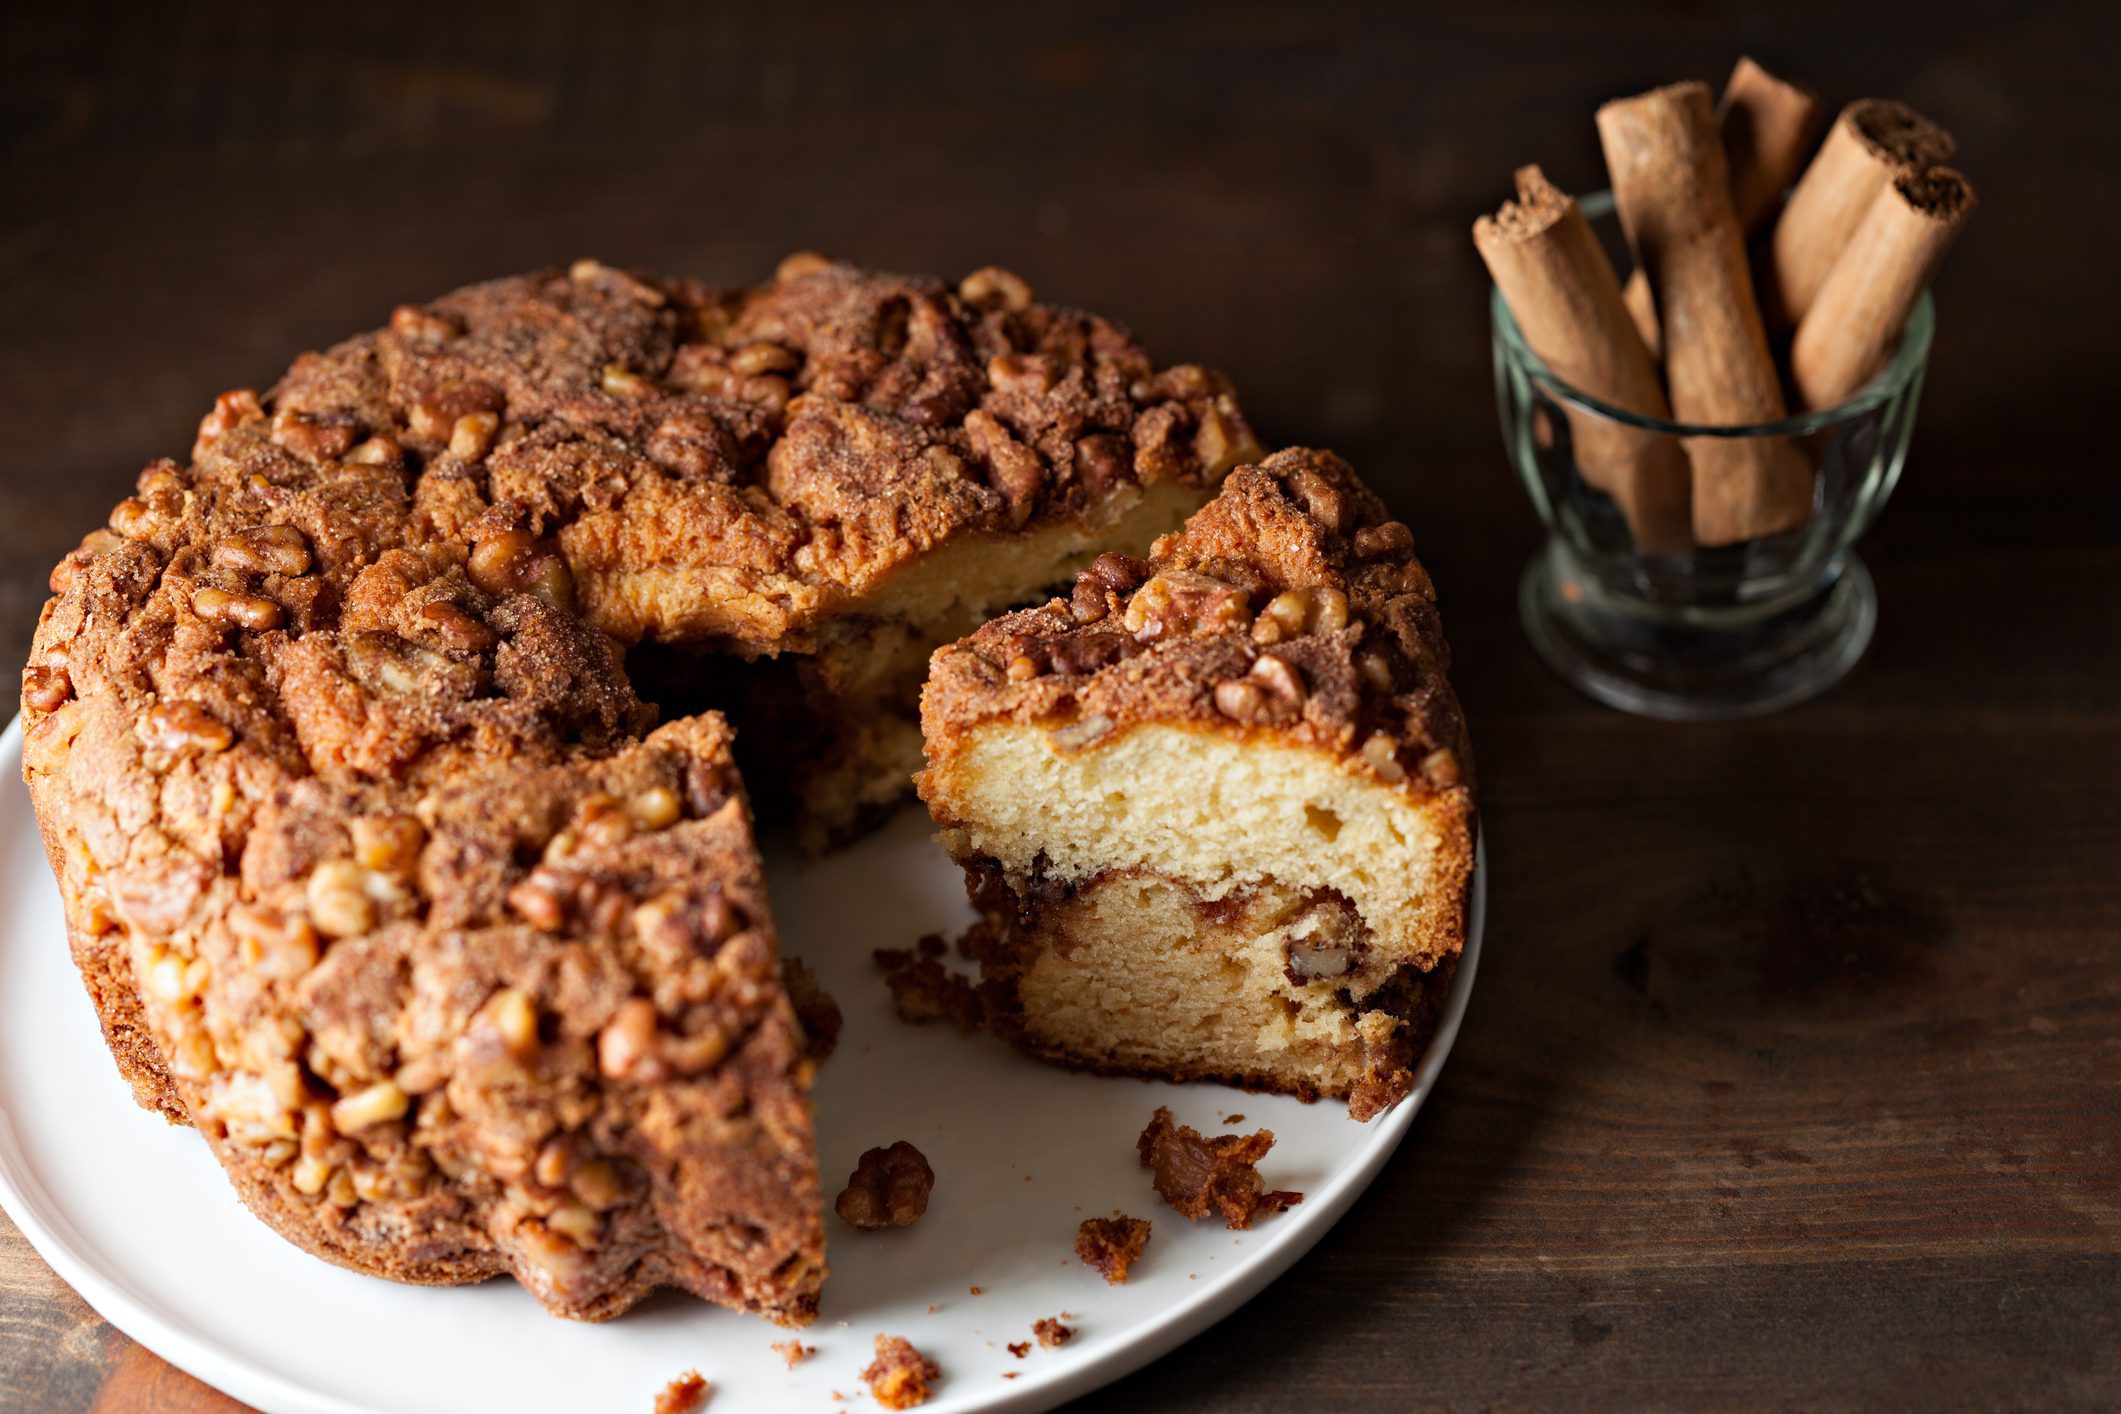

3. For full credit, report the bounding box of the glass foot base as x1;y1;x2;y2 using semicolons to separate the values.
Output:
1518;545;1876;721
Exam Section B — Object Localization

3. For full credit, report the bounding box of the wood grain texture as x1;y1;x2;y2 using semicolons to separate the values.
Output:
3;2;2118;1410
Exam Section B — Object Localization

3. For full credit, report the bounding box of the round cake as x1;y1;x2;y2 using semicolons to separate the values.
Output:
16;255;1258;1322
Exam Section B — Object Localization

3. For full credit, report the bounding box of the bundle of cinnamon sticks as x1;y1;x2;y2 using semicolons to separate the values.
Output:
1475;59;1975;549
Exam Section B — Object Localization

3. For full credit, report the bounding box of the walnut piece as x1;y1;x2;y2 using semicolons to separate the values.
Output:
1075;1214;1152;1284
1213;653;1306;726
1137;1107;1301;1229
1032;1316;1075;1348
860;1334;940;1410
1122;570;1249;641
1353;519;1415;558
834;1141;935;1230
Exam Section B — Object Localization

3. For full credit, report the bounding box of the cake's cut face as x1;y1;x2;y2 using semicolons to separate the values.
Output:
19;256;1254;1321
918;449;1474;1119
399;254;1254;846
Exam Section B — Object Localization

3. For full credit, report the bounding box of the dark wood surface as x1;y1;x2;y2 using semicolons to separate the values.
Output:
4;3;2117;1410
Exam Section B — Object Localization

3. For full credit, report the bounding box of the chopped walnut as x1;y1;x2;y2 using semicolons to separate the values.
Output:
213;524;313;577
1137;1108;1301;1229
1075;1214;1151;1284
860;1335;940;1410
1086;550;1151;595
959;265;1033;311
769;1339;815;1369
654;1370;710;1414
1122;570;1249;641
193;586;286;632
1250;585;1349;645
142;700;233;756
1360;732;1407;783
835;1141;935;1230
1280;893;1368;984
1287;462;1350;531
873;949;982;1032
1352;519;1415;558
1032;1317;1075;1348
1214;653;1306;726
21;664;72;712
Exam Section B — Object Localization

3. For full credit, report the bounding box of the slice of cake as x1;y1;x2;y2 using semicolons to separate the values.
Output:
917;449;1475;1119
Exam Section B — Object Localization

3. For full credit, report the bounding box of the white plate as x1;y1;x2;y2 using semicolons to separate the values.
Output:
0;715;1482;1414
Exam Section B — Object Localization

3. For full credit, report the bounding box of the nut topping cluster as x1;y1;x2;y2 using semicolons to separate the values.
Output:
834;1140;937;1230
1138;1107;1303;1230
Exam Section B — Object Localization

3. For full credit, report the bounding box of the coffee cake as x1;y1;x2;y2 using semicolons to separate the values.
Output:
917;449;1475;1118
18;255;1255;1321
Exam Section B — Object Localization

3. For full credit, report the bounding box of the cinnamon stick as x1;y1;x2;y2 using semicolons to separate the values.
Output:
1474;166;1691;551
1622;266;1662;363
1720;57;1827;232
1598;82;1814;546
1763;99;1956;327
1791;166;1975;409
1623;57;1822;363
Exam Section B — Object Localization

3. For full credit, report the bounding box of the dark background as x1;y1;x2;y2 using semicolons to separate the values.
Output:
4;3;2118;1410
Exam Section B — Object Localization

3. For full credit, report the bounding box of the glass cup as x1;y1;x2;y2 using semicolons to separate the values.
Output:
1492;192;1932;720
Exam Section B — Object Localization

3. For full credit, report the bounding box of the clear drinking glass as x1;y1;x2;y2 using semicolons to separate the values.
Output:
1492;192;1932;719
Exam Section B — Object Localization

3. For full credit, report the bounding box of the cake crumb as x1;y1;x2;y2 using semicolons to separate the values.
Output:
927;1303;940;1314
1223;1114;1245;1125
874;949;983;1032
654;1370;710;1414
1138;1107;1302;1229
861;1335;940;1410
769;1340;815;1369
969;1285;983;1295
1033;1317;1075;1348
1003;1372;1020;1380
834;1141;934;1229
917;931;948;958
1007;1341;1030;1358
1075;1214;1152;1284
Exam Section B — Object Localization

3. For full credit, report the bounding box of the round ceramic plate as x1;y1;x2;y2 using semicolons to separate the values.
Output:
0;716;1483;1414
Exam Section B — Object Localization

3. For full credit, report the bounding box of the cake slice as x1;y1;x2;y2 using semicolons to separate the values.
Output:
916;449;1475;1118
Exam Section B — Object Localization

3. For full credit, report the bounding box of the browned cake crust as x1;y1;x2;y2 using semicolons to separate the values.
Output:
918;448;1475;1117
15;255;1252;1322
922;449;1470;792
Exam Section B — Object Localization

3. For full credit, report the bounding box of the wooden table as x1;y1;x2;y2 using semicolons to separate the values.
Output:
4;3;2116;1409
